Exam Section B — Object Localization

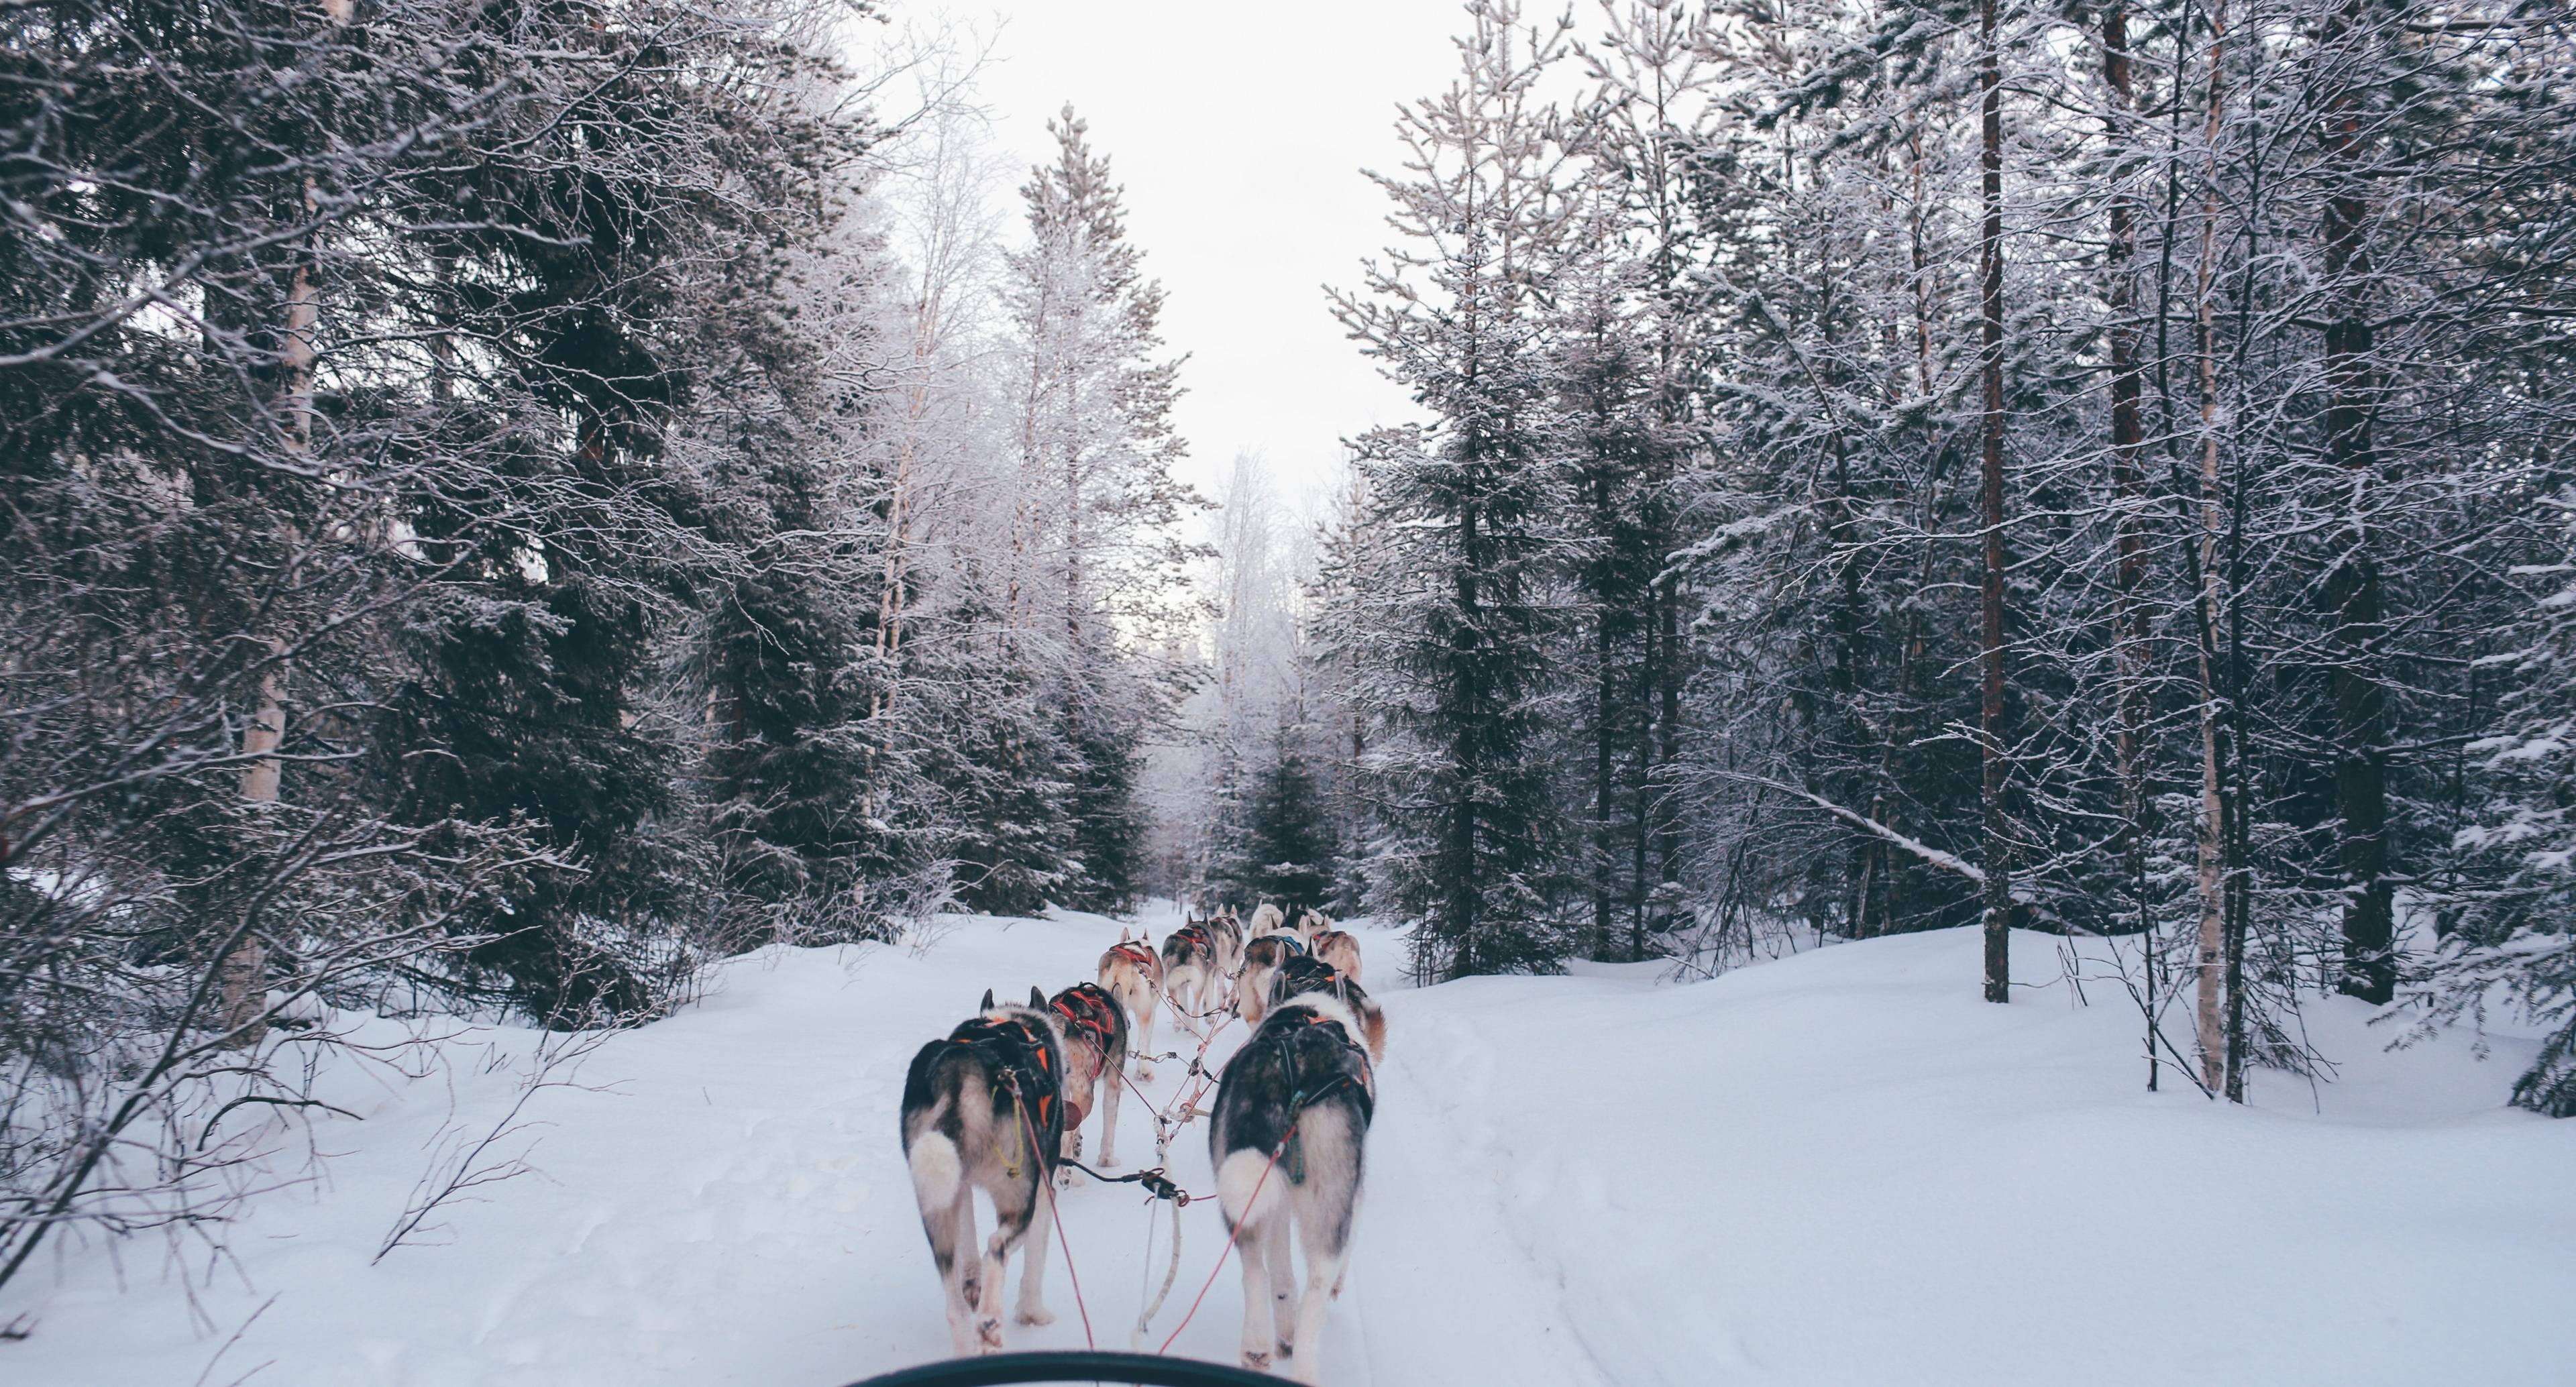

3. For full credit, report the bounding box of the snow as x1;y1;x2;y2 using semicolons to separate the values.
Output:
9;915;2569;1386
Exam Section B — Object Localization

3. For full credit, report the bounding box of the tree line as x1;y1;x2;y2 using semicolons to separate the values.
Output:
0;1;1191;1294
1302;0;2576;1113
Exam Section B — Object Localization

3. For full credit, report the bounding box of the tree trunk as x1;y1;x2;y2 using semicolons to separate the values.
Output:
2192;5;2233;1095
2104;0;2157;1087
1978;0;2012;1004
2321;0;2394;1005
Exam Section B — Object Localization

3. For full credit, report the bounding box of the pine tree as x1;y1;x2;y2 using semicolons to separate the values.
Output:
1330;4;1581;981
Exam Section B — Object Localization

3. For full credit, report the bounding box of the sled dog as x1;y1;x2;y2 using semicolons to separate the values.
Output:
1045;981;1130;1179
1210;991;1377;1383
1311;928;1362;983
900;988;1067;1355
1294;910;1332;946
1267;954;1387;1066
1247;901;1288;940
1201;907;1247;983
1161;920;1221;1036
1098;931;1165;1080
1236;930;1309;1028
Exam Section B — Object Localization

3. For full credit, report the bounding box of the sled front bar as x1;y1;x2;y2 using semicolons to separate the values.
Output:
841;1350;1283;1387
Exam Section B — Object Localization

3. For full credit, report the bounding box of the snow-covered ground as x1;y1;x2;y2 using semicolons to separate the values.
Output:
8;912;2567;1386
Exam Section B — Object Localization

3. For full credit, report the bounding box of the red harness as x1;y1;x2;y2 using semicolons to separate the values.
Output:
1049;985;1122;1127
1106;940;1159;973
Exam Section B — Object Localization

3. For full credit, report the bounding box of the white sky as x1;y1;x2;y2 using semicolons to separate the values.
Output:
889;1;1469;510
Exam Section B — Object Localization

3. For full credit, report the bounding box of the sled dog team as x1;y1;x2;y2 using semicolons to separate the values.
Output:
899;904;1382;1383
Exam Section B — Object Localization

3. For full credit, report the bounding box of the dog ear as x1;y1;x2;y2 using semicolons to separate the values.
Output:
980;988;996;1011
1029;985;1046;1009
1120;928;1131;942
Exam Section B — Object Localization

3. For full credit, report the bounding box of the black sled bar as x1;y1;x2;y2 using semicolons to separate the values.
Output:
841;1349;1284;1387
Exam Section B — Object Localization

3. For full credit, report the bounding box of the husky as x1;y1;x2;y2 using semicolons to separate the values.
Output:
900;988;1067;1355
1201;907;1247;985
1294;910;1332;946
1098;931;1165;1081
1247;901;1288;939
1044;981;1130;1180
1236;930;1310;1028
1160;920;1221;1036
1311;928;1362;983
1210;990;1377;1383
1267;954;1387;1066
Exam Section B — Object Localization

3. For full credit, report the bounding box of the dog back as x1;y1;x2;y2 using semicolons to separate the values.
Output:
1161;922;1214;973
1045;983;1127;1125
1266;956;1385;1065
902;1006;1067;1187
1208;995;1375;1244
1312;928;1361;981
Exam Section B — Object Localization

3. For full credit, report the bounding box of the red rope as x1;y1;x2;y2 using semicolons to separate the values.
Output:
1154;1124;1293;1355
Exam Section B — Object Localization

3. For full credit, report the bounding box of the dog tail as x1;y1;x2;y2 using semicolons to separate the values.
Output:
904;1042;984;1211
1217;1146;1288;1231
910;1129;963;1209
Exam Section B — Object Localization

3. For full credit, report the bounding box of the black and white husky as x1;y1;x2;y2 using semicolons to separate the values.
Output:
1267;954;1387;1066
1210;991;1377;1384
901;988;1066;1355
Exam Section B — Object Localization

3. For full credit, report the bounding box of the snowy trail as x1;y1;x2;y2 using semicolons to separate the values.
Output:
11;914;2572;1386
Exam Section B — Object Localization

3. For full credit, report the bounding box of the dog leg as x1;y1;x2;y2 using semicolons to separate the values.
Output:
1097;1066;1122;1168
1011;1184;1055;1328
1234;1222;1273;1372
971;1199;1010;1352
1267;1214;1299;1362
949;1186;989;1355
1292;1244;1347;1387
1057;1125;1083;1190
1134;988;1159;1083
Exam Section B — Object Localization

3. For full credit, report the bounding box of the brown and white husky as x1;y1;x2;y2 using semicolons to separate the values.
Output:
1044;981;1130;1180
1311;927;1362;983
1098;930;1164;1080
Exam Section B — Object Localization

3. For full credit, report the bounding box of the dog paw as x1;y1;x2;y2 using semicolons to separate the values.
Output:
1277;1338;1295;1359
976;1317;1003;1351
1015;1305;1055;1327
1240;1350;1271;1370
1055;1167;1079;1190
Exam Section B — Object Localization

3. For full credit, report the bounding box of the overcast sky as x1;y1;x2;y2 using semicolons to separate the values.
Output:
890;1;1471;510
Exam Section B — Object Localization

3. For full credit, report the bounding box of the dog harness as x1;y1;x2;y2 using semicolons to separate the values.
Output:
943;1013;1061;1162
1247;1006;1375;1183
1107;940;1158;972
1047;985;1121;1129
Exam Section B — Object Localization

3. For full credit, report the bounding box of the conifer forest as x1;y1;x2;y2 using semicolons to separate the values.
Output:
4;1;2574;1381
